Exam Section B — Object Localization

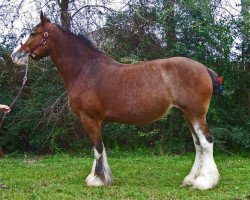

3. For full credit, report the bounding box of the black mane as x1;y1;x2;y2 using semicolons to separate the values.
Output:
56;24;100;51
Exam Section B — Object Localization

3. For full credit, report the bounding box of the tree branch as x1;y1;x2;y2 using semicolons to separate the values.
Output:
71;4;116;20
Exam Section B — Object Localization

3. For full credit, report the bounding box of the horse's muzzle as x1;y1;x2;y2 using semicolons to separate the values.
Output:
11;48;29;65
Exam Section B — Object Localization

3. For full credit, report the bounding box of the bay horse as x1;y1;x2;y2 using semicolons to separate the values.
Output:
11;12;222;190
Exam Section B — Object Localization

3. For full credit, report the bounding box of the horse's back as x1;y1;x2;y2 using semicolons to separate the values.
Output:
125;56;213;101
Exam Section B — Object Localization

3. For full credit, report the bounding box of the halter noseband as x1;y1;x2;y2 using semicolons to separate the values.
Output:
20;23;53;55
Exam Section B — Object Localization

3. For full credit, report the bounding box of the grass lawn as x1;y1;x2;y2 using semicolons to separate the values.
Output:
0;152;249;200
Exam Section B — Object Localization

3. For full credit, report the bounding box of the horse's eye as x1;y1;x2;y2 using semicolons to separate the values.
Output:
30;32;36;37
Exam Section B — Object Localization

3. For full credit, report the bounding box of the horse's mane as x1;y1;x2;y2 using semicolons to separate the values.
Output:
56;24;100;52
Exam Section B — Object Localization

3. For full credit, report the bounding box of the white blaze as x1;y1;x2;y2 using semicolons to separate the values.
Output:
11;34;30;65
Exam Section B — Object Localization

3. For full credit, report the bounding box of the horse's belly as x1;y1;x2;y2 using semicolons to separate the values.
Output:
104;95;172;125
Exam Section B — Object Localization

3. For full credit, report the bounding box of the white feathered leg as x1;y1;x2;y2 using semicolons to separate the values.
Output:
86;144;112;186
191;124;220;190
182;134;202;186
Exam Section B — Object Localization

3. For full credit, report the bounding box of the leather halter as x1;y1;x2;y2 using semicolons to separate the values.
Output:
20;23;52;55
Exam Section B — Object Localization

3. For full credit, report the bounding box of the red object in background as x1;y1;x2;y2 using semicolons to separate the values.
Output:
217;76;223;85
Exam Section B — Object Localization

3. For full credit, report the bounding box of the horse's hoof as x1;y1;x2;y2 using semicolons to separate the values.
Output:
182;174;196;187
86;174;105;186
192;176;212;190
192;172;219;190
86;173;112;186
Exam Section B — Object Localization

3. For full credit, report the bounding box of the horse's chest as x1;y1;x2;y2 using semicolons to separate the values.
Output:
67;94;80;116
68;89;103;117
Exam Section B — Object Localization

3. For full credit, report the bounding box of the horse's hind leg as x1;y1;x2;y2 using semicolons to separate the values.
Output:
182;116;202;187
189;115;220;190
80;115;112;186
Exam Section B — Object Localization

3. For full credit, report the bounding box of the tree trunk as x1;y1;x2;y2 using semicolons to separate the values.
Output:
0;146;4;158
241;0;250;114
164;0;176;56
160;128;166;155
59;0;71;30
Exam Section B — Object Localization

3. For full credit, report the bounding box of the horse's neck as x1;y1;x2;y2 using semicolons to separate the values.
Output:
49;29;102;89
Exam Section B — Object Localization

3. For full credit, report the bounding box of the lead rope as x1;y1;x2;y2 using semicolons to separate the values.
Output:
0;61;29;128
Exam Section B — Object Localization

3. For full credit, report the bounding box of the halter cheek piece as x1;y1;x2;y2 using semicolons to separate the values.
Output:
20;23;52;55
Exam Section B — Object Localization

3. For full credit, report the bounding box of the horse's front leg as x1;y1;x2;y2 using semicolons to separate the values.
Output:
80;115;112;186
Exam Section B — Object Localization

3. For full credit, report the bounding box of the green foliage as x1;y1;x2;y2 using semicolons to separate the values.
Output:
0;56;88;153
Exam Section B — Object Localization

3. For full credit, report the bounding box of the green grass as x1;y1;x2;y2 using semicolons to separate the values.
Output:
0;152;249;200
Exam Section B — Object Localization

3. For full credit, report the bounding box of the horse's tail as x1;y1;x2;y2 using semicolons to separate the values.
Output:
206;68;224;95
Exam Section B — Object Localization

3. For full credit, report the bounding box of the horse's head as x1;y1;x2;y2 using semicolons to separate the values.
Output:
11;12;52;65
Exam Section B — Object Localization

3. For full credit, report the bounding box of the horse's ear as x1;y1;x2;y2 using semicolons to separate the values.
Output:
40;11;50;25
